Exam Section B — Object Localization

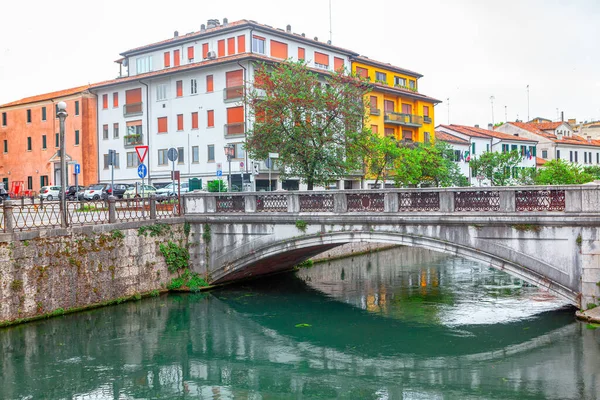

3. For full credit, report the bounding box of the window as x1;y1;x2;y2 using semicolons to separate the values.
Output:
384;100;394;113
334;57;344;72
3;140;7;153
557;149;561;159
454;150;461;162
424;132;431;143
375;71;386;82
75;100;80;115
103;154;109;169
409;80;416;89
40;175;48;187
103;124;108;139
127;152;139;168
27;176;32;190
226;106;244;134
402;104;412;114
252;35;265;54
208;145;215;162
102;94;108;109
176;80;183;97
113;153;120;168
113;123;119;138
158;117;168;133
314;52;329;69
75;130;80;145
127;120;143;136
597;153;599;164
2;112;6;126
384;128;395;138
472;142;476;155
164;51;171;68
156;84;168;101
394;76;406;87
238;35;246;52
371;124;378;134
511;144;517;151
158;149;168;165
585;152;588;163
111;94;117;109
225;69;243;100
191;112;198;129
486;143;490;152
27;137;32;151
192;146;199;163
190;78;198;95
575;152;578;162
42;107;46;121
202;43;209;59
55;133;59;147
187;46;195;61
402;130;412;141
298;47;305;61
42;135;47;149
136;55;153;73
177;147;185;164
570;151;573;162
174;49;180;67
370;96;378;112
423;106;430;117
233;143;245;159
542;150;548;159
207;110;214;127
26;109;31;123
227;37;236;55
177;114;184;131
218;40;225;57
356;67;368;79
270;40;288;59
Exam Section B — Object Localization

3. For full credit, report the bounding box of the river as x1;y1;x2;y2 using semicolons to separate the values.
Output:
1;246;599;399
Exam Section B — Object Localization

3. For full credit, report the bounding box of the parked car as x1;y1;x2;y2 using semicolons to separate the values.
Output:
39;186;61;201
83;184;108;200
0;187;9;203
156;182;190;198
153;182;171;190
60;185;85;201
123;184;157;198
101;184;130;199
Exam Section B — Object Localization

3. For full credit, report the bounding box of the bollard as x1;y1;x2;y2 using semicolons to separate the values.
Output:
333;192;347;213
108;196;117;223
3;200;15;233
149;195;157;220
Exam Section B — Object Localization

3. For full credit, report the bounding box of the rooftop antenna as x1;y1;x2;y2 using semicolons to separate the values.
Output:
505;105;507;122
527;84;530;121
329;0;333;43
447;98;450;124
490;95;495;126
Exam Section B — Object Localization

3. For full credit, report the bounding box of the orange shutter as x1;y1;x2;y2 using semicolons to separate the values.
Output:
423;106;429;117
102;94;108;109
370;96;377;110
402;104;412;114
226;70;243;87
176;81;183;97
334;57;344;72
187;46;194;60
174;49;180;66
270;40;288;59
218;40;225;57
125;88;142;104
191;112;198;129
298;47;305;61
202;43;209;59
314;52;329;66
237;35;246;52
371;124;378;134
113;92;119;107
227;106;244;123
158;117;168;133
356;67;368;78
227;37;235;55
177;114;183;131
384;100;394;112
164;52;170;67
206;75;214;92
207;110;214;127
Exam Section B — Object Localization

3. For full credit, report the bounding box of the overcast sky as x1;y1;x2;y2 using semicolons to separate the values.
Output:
1;0;598;126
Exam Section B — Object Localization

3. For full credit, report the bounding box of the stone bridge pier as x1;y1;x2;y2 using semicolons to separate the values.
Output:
184;186;600;308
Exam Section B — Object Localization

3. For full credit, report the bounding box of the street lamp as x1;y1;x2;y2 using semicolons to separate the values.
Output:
224;144;234;192
56;101;68;228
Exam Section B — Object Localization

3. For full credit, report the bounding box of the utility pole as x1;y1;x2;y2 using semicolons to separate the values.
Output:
505;105;507;122
447;98;450;124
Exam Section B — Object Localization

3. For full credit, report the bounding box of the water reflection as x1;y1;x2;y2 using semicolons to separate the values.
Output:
0;248;598;399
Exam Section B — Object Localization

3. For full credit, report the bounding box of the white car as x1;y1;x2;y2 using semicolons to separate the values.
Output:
39;186;61;201
123;184;157;198
156;182;189;197
83;184;108;201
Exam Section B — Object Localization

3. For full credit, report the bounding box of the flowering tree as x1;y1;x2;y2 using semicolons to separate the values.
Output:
246;61;371;190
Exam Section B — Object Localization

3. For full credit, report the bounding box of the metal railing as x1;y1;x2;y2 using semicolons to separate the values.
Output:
384;112;423;127
224;123;245;137
124;135;143;147
123;102;143;117
223;86;244;101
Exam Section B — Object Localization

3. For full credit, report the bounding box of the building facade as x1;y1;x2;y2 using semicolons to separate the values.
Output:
0;87;97;194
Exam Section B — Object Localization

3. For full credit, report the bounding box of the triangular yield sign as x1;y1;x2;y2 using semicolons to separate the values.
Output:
135;145;149;163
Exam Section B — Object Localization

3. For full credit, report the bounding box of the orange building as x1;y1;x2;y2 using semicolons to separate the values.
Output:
0;86;98;194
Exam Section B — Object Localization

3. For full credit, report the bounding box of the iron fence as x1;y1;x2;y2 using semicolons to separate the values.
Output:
515;190;565;212
399;192;440;212
347;193;384;212
455;191;500;212
299;194;334;212
69;201;110;226
157;198;181;219
12;201;62;231
216;196;245;213
115;198;151;222
256;194;288;212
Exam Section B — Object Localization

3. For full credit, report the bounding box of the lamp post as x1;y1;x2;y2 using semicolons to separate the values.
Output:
224;144;234;192
56;101;68;227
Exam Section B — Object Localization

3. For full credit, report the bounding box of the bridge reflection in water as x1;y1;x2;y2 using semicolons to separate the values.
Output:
0;248;598;399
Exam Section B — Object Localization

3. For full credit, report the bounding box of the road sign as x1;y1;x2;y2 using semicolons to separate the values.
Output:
108;149;117;166
268;152;279;159
171;171;180;180
137;163;147;179
239;161;245;171
216;170;223;177
167;147;178;162
252;161;260;175
216;162;223;177
74;164;80;175
135;145;149;163
264;158;272;168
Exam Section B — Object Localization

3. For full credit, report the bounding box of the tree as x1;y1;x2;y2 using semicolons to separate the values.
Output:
419;141;468;187
207;180;227;192
361;134;401;187
246;61;371;190
469;150;522;186
583;165;600;180
536;159;593;185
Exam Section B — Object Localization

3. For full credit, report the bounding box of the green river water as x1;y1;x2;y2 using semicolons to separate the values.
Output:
1;247;599;399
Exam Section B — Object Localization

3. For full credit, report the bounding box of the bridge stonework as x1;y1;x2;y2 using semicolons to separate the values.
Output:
185;186;600;308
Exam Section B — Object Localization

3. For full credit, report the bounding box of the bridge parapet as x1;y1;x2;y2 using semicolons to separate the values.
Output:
184;185;600;215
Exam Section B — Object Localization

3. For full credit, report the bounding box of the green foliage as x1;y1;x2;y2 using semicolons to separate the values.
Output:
111;230;125;240
246;61;371;190
583;165;600;179
10;280;23;291
167;269;208;291
167;276;185;290
586;303;598;310
536;159;593;185
202;224;211;243
132;292;142;301
512;224;541;233
515;167;538;185
138;223;171;237
184;222;191;237
207;179;227;192
469;150;522;186
159;241;189;273
576;234;582;247
295;220;308;232
75;204;108;212
297;259;314;268
295;323;312;328
50;308;65;316
150;289;161;297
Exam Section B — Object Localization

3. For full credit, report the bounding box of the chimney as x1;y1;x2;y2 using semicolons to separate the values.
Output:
327;40;331;45
488;123;493;131
174;30;179;38
561;111;564;122
314;36;318;41
301;33;305;37
207;19;219;29
223;17;228;26
200;24;206;32
588;136;592;143
286;24;291;33
475;124;479;128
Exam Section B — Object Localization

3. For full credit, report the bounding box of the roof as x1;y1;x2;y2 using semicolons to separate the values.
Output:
508;122;600;147
536;157;547;166
351;55;423;78
371;81;441;104
438;124;537;142
0;85;91;108
434;130;469;145
121;19;359;57
530;122;565;130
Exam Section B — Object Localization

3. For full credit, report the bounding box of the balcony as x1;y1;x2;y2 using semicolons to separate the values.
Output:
224;122;246;137
123;102;143;117
370;108;381;116
424;116;432;124
124;134;143;148
223;86;244;102
384;112;423;128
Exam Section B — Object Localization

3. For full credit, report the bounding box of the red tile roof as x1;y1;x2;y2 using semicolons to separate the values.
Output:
530;122;564;130
352;55;423;78
371;81;441;103
438;124;537;142
0;85;91;108
536;157;547;166
509;122;600;147
434;130;469;145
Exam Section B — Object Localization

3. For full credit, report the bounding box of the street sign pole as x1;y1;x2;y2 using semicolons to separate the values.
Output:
268;152;279;192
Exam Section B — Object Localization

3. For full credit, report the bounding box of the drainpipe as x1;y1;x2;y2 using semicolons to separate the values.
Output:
237;61;248;176
50;99;56;185
87;89;100;185
139;80;151;185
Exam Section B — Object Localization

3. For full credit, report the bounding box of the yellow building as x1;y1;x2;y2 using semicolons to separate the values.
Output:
351;56;440;143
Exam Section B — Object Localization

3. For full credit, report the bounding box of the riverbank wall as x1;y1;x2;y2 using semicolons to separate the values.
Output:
311;243;401;263
0;219;186;326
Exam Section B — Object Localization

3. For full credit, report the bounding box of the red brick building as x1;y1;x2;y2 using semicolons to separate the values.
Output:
0;86;98;195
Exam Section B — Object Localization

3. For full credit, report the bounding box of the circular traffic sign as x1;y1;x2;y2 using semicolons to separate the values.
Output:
137;163;148;178
167;148;178;162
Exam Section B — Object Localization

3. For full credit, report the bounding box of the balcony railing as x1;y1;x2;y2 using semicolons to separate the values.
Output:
384;112;423;127
223;86;244;102
224;123;245;137
424;116;432;124
370;108;380;116
124;134;143;147
123;102;143;117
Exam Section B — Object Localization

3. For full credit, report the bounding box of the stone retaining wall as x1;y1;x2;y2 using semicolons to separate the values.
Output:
311;242;400;262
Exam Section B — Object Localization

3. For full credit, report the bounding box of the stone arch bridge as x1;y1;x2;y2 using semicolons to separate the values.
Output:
184;186;600;308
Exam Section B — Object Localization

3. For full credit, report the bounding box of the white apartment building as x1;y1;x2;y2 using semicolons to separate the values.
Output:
91;18;357;190
496;121;600;166
435;124;538;185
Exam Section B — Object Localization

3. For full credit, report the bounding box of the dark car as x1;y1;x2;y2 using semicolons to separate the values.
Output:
60;185;85;201
101;184;130;199
0;187;9;203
